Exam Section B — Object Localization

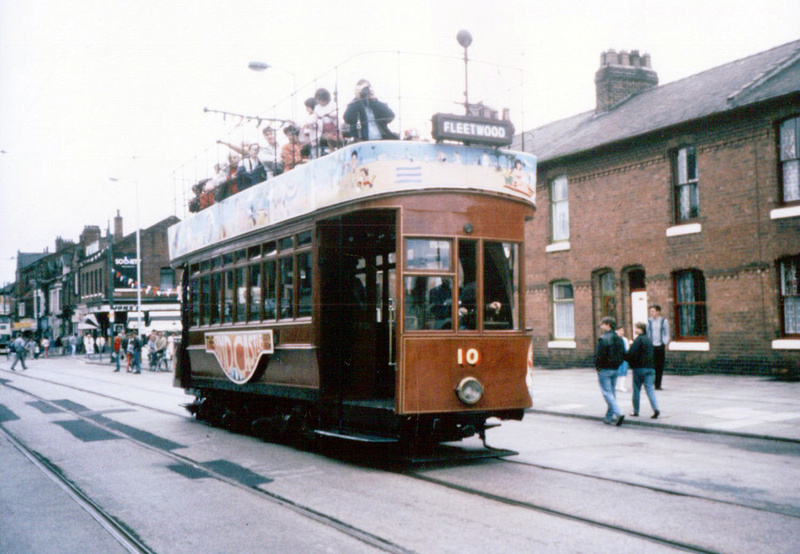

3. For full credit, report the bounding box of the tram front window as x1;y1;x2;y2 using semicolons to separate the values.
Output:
483;241;519;330
404;276;454;330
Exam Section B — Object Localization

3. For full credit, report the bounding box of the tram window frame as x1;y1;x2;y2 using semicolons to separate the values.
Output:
279;256;295;319
248;262;262;321
404;237;455;331
279;236;294;251
263;258;277;320
190;277;200;326
403;237;522;333
235;265;246;322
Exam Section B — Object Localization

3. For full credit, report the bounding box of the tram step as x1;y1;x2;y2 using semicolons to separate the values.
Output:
314;429;398;444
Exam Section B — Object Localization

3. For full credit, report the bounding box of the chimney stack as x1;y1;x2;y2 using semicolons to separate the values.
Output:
114;210;123;240
595;49;658;112
79;225;102;247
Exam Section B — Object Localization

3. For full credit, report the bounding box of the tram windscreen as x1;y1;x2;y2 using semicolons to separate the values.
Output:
404;276;454;330
483;242;519;330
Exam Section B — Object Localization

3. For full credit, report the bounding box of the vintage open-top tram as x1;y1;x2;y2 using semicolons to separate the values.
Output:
170;132;536;459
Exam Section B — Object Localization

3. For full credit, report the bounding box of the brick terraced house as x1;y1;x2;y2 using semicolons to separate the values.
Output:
516;40;800;375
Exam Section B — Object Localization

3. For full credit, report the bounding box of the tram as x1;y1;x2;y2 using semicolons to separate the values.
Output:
169;114;537;459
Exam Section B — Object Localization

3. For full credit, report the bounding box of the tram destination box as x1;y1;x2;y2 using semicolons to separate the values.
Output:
431;113;515;147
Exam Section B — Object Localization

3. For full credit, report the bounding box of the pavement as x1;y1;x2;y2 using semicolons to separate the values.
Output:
529;367;800;443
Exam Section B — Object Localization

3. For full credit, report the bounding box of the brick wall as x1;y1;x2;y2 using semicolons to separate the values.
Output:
528;103;800;375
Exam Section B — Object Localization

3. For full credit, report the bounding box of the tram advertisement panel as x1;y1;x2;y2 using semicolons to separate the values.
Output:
169;142;536;260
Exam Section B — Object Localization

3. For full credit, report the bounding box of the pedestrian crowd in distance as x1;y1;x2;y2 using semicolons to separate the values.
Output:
5;329;177;375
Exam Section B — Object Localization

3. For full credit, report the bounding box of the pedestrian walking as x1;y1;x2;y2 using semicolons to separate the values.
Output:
42;337;50;358
615;326;631;392
132;335;143;374
647;305;671;390
595;316;626;426
627;322;661;419
113;331;123;372
10;335;28;371
125;334;134;372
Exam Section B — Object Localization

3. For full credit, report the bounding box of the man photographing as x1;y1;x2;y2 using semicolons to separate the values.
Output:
343;79;398;141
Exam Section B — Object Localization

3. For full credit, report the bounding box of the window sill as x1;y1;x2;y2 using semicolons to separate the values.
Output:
770;205;800;220
548;340;576;349
666;223;702;237
772;339;800;350
545;241;570;253
669;341;710;352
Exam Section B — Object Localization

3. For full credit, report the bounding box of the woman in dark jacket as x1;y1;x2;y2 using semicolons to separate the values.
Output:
626;322;661;418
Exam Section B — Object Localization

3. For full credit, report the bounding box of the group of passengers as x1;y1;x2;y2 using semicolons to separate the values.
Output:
190;80;405;212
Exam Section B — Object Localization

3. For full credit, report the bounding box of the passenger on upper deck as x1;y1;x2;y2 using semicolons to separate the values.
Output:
314;88;340;155
258;127;282;177
301;97;318;158
281;124;304;171
343;79;398;141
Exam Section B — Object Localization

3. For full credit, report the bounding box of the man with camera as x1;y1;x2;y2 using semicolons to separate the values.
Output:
343;79;398;141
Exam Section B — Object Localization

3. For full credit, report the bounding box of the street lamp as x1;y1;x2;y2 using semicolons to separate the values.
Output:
108;177;142;337
248;60;298;123
457;30;473;115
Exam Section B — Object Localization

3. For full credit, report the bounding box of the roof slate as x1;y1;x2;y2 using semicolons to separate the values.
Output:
516;39;800;163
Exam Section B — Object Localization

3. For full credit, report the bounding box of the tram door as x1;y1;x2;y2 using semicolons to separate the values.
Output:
318;210;397;405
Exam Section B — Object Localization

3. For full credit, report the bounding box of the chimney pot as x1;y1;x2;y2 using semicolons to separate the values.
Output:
595;49;658;112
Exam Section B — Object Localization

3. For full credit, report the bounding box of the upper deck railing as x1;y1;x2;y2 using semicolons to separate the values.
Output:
168;139;536;261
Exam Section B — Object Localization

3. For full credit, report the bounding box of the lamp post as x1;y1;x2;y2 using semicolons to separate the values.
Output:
109;177;142;337
457;30;473;115
248;61;298;123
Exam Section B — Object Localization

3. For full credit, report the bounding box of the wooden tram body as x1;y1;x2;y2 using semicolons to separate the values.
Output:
169;139;536;455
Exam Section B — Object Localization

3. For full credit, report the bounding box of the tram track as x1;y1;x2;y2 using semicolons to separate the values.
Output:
401;469;718;553
4;367;797;552
0;424;154;554
0;375;413;554
500;457;800;519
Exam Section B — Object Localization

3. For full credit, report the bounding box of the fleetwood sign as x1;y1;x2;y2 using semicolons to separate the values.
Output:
431;113;515;146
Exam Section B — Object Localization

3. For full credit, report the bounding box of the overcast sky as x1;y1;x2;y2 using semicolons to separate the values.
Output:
1;0;799;285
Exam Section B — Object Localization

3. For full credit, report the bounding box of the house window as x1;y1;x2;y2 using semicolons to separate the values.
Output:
552;281;575;339
674;269;707;339
551;175;569;241
779;117;800;203
599;271;616;320
674;146;699;221
779;256;800;336
160;268;174;290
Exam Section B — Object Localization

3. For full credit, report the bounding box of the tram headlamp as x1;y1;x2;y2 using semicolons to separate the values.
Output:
455;377;484;405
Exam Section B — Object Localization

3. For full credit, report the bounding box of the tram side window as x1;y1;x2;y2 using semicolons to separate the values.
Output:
249;263;262;321
404;276;454;330
191;278;200;326
297;252;313;317
458;240;478;330
201;275;211;325
483;242;519;330
263;259;277;319
211;272;221;323
279;257;294;319
224;270;234;323
236;266;246;322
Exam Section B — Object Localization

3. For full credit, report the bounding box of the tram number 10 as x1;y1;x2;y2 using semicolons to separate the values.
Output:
457;348;480;366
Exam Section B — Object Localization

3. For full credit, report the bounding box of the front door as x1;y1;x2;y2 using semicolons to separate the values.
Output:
318;210;397;405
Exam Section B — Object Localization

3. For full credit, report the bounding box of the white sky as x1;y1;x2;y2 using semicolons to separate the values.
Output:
1;0;799;284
